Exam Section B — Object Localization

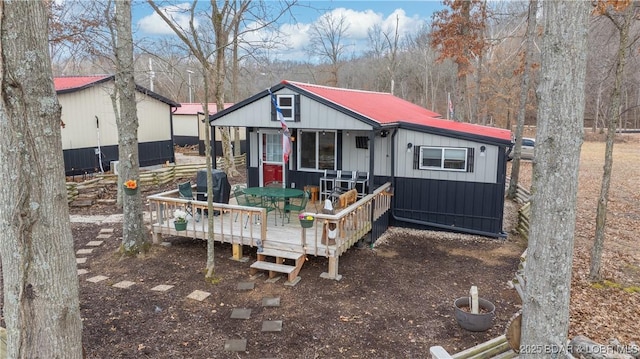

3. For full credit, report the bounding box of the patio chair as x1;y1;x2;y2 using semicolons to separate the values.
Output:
319;169;338;201
352;171;369;198
178;181;200;222
283;190;310;223
233;185;276;227
264;180;283;188
335;170;356;192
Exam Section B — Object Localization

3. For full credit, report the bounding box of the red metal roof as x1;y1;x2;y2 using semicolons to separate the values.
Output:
54;75;111;91
283;80;512;142
174;103;233;115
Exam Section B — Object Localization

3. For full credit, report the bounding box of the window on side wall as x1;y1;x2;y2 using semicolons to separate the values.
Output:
416;146;473;172
299;130;336;171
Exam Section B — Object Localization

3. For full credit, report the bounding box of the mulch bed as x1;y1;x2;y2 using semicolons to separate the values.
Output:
73;221;523;358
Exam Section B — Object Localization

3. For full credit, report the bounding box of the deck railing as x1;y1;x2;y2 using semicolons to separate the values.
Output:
146;188;266;248
299;182;392;258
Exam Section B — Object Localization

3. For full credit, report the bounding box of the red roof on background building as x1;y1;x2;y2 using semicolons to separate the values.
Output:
283;80;512;142
53;75;179;107
174;103;233;115
54;75;112;92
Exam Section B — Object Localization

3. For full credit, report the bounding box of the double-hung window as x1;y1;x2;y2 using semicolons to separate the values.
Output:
299;130;336;170
418;146;470;171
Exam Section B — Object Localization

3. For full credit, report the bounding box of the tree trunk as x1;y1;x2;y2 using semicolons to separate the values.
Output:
520;1;590;356
114;0;149;255
589;5;633;282
202;70;216;280
507;0;537;200
234;127;242;156
213;6;238;178
0;2;83;357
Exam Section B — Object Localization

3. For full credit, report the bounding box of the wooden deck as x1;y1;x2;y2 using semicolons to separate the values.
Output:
147;182;392;280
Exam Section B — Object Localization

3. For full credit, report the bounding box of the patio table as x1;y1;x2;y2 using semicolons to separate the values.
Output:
243;187;304;225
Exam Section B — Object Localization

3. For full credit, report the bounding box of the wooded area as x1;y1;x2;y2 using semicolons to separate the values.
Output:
49;1;640;131
1;0;639;357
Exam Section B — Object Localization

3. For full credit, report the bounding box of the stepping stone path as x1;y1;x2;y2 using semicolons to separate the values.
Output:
230;308;252;319
186;290;211;301
75;224;290;355
77;269;89;275
261;320;282;332
224;339;247;352
86;275;109;283
237;282;255;290
151;284;174;292
262;297;280;307
112;280;135;289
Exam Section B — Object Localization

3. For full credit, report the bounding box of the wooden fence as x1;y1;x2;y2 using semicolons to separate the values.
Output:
66;154;246;204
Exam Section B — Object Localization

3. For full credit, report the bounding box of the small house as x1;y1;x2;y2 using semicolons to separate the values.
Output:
55;75;180;175
208;81;512;238
172;102;243;155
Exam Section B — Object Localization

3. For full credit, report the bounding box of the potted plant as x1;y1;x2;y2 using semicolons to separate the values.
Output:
173;209;188;231
299;214;315;228
123;179;138;195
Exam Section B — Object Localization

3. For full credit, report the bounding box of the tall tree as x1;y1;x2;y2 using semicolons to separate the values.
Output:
507;0;538;200
148;0;295;279
307;11;350;86
0;1;83;357
589;1;637;281
111;0;150;255
520;0;590;354
431;0;488;122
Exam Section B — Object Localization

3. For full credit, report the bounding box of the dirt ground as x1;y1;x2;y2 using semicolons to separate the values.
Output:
2;138;639;358
61;149;525;358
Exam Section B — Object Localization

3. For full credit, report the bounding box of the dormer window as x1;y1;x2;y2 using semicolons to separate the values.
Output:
277;95;294;121
271;94;300;122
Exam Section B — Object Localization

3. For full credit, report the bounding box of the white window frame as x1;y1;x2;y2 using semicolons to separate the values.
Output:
277;95;295;122
419;146;468;172
297;130;336;171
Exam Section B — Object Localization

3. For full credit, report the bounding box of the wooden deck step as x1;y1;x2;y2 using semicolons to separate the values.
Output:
250;261;296;274
258;248;303;260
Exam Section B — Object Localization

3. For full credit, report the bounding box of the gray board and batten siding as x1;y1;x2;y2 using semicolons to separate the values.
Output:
210;83;511;238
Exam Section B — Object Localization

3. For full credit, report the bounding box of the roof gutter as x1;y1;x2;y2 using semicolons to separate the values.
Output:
389;125;506;239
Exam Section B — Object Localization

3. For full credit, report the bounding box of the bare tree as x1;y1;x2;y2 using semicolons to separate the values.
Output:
589;1;638;282
383;15;401;95
110;0;150;255
0;1;83;357
148;0;295;279
507;0;538;200
307;11;350;86
520;0;590;354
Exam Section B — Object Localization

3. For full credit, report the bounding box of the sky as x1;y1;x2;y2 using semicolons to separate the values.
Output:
132;1;444;61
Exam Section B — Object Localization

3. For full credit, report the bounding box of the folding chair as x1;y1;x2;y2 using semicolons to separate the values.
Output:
178;181;200;222
283;190;310;223
233;185;269;227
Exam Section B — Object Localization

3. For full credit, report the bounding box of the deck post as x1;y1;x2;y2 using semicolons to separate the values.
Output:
230;243;248;262
152;231;163;245
320;256;342;281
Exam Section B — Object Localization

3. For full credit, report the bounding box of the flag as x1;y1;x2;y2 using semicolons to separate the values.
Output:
448;94;455;119
268;90;292;163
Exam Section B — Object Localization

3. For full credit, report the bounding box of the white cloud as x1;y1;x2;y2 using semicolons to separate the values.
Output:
382;9;425;36
328;8;383;38
136;4;426;61
138;3;199;36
